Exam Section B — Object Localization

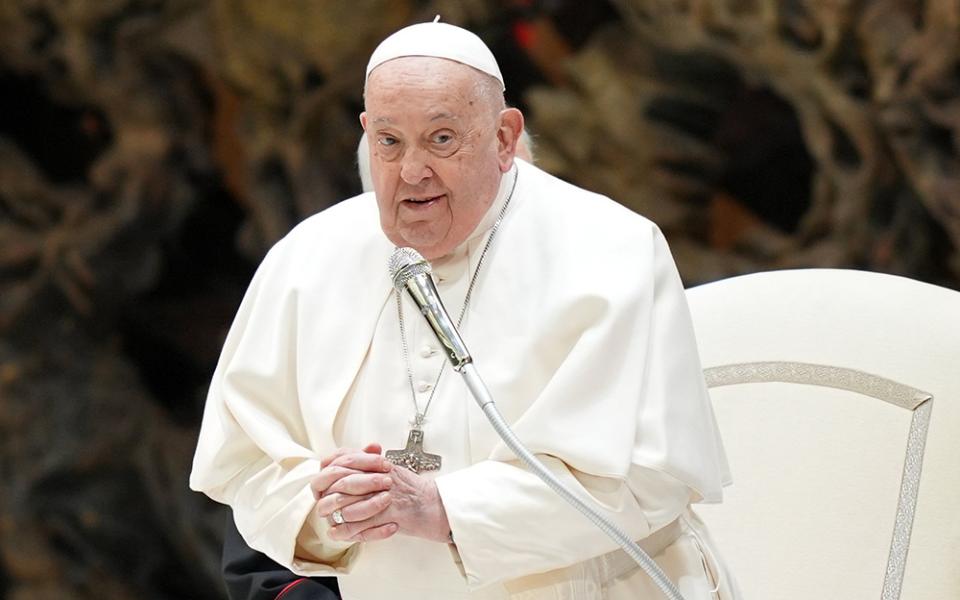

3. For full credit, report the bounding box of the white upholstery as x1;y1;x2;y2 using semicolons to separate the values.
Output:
686;269;960;599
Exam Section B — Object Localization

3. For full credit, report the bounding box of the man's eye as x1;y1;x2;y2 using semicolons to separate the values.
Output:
432;133;453;144
378;136;397;146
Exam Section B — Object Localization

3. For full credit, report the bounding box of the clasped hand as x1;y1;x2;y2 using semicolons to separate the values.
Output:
311;443;451;544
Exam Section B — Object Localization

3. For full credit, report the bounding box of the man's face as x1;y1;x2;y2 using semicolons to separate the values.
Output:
361;57;517;260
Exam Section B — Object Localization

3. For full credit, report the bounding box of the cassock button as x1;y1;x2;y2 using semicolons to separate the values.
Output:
420;346;437;358
417;382;433;393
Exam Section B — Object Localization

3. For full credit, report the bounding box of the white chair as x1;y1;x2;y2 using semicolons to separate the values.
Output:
686;269;960;599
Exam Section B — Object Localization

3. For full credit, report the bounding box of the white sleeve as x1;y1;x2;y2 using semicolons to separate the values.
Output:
437;459;690;587
189;241;357;574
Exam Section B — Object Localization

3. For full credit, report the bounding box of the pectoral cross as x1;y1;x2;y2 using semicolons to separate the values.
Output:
385;428;442;473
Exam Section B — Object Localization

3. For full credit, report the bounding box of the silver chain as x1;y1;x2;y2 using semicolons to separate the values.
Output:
397;168;519;429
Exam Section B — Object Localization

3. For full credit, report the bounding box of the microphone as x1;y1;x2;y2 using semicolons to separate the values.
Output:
388;247;472;370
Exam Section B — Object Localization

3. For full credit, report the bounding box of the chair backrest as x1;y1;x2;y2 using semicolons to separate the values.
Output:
686;269;960;600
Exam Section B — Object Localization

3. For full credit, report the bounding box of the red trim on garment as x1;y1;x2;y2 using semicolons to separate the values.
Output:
275;578;308;600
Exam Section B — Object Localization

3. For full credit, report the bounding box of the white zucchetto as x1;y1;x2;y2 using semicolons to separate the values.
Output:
365;21;505;91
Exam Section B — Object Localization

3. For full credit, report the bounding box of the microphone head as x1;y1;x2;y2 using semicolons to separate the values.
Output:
388;247;432;291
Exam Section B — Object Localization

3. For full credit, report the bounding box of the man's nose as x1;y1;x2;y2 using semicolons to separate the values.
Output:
400;147;434;184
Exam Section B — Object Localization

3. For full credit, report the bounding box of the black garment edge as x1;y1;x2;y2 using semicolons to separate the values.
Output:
222;511;341;600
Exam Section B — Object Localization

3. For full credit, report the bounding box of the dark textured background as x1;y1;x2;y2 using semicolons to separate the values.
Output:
1;1;958;598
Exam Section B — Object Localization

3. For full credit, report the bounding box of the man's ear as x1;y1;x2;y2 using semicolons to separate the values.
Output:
360;112;368;131
496;108;525;172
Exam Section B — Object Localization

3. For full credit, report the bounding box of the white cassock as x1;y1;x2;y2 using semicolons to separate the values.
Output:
190;158;739;599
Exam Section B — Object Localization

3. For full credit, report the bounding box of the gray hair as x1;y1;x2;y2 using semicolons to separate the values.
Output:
358;132;374;193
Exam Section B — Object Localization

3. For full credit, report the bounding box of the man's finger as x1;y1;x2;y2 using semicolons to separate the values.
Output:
316;490;385;517
329;517;398;542
326;452;392;473
325;491;391;525
316;491;371;515
320;447;356;468
352;522;399;542
362;442;382;454
310;465;366;499
321;443;383;468
324;472;393;497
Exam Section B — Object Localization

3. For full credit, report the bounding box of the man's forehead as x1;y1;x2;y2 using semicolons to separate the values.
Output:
364;58;491;117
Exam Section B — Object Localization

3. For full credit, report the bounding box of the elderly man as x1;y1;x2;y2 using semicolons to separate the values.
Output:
192;21;736;599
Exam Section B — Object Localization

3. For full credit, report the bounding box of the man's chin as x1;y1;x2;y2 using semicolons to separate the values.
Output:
411;244;450;262
390;226;454;260
402;238;455;261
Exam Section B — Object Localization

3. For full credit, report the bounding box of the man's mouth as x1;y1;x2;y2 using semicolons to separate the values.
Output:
403;194;445;208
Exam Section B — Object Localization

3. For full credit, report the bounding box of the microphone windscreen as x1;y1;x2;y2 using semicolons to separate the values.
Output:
388;247;432;290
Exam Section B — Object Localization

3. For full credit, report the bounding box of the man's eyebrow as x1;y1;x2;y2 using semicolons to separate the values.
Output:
370;113;459;124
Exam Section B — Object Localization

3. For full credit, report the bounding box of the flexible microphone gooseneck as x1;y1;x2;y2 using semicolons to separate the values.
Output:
388;247;685;600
